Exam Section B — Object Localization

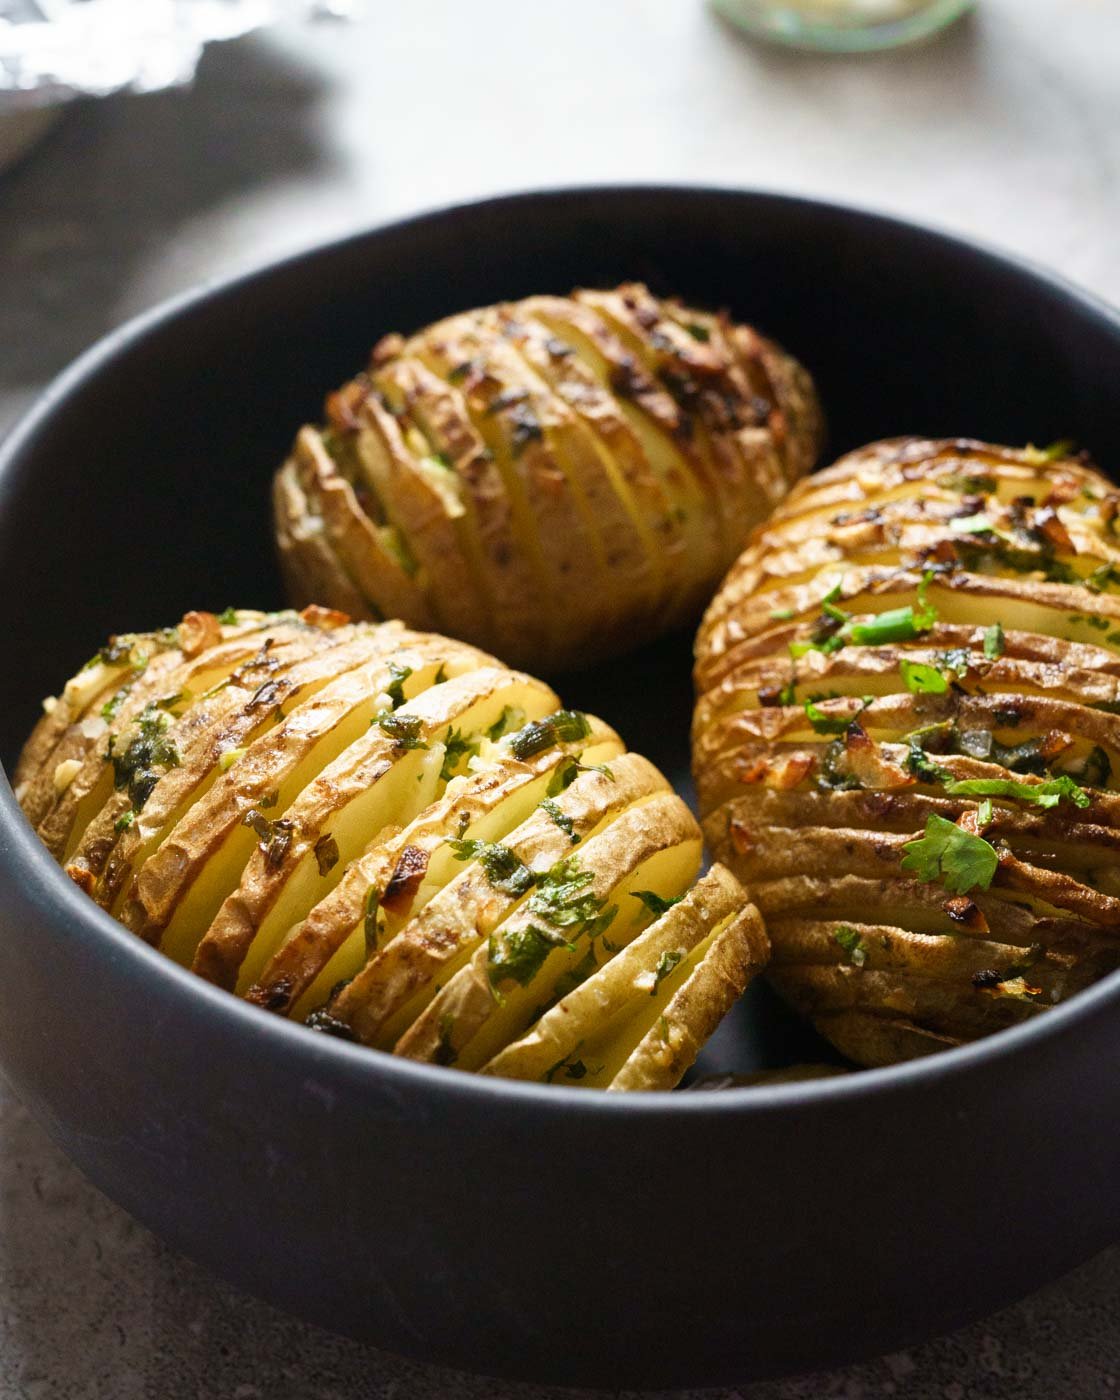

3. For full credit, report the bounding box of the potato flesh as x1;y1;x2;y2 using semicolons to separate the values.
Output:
394;817;700;1069
225;674;561;993
482;864;756;1086
20;616;761;1090
694;435;1120;1067
151;649;488;964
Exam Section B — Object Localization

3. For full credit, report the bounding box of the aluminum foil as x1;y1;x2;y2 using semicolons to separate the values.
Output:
0;0;353;110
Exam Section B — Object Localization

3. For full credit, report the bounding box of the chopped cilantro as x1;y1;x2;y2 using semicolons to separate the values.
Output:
114;809;136;834
900;814;999;894
507;710;591;761
100;691;126;723
631;889;683;919
905;739;952;784
527;857;615;936
385;661;412;709
833;924;867;967
651;948;684;993
488;923;573;991
942;473;997;494
685;321;711;343
943;775;1091;810
313;833;340;876
803;695;872;734
364;885;381;956
448;838;535;896
110;702;181;810
770;607;795;622
439;728;479;781
486;705;526;742
976;797;994;829
241;809;295;870
540;797;578;843
217;607;239;625
375;712;428;751
546;757;582;796
900;659;948;695
983;623;1005;659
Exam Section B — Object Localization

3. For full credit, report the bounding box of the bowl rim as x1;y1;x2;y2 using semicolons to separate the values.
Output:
3;180;1119;1118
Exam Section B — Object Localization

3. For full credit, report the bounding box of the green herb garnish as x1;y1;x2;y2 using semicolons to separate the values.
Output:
900;659;948;695
803;695;873;735
833;924;867;967
439;728;479;781
488;923;574;991
313;833;340;876
900;814;999;894
631;890;683;919
507;710;591;761
217;607;239;625
364;886;381;956
983;623;1005;659
448;838;536;896
375;712;428;751
651;948;684;993
540;798;578;843
943;776;1091;810
385;661;412;709
487;705;526;742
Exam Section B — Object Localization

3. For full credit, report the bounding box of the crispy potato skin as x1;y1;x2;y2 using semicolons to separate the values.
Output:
273;284;822;671
693;436;1120;1067
19;610;764;1090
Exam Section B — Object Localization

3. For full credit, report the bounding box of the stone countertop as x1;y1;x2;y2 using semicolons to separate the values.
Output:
1;1;1119;1395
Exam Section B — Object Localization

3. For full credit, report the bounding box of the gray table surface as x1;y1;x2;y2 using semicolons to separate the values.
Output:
2;2;1119;1395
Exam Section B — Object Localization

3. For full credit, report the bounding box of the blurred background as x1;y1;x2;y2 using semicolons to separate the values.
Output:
1;1;1119;1397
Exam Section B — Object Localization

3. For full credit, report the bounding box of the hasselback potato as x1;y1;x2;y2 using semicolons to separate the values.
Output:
274;283;822;671
694;437;1120;1067
17;607;767;1090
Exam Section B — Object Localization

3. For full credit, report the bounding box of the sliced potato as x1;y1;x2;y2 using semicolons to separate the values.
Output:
695;435;1120;1067
482;863;766;1089
20;614;767;1090
273;284;822;669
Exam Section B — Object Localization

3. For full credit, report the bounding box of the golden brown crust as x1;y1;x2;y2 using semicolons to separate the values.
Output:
273;284;821;669
694;435;1120;1067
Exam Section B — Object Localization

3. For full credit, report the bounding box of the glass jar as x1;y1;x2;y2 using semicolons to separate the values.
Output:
711;0;975;51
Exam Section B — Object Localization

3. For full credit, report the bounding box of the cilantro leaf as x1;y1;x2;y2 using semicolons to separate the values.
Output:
488;924;574;991
983;622;1005;659
631;889;683;919
651;948;684;993
540;797;578;843
900;814;999;894
943;776;1090;810
385;661;412;710
448;838;536;896
900;659;948;694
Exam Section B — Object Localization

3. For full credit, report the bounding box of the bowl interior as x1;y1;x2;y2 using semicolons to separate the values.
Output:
3;186;1118;1081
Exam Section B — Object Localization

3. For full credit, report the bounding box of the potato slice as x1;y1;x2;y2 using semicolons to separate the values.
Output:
328;752;669;1048
498;307;670;631
122;637;488;959
283;426;436;627
482;863;764;1087
194;667;561;991
394;792;702;1070
606;906;767;1092
86;624;415;913
29;611;342;852
274;458;372;619
248;717;625;1020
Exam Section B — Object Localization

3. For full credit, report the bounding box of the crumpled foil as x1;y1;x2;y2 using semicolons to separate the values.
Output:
0;0;353;110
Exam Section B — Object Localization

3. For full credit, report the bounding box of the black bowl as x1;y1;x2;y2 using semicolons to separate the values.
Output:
2;187;1119;1390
